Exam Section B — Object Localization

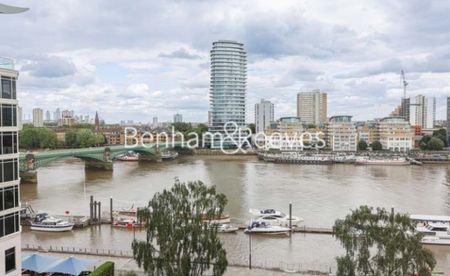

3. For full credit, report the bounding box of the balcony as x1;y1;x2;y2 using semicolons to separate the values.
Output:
0;57;14;70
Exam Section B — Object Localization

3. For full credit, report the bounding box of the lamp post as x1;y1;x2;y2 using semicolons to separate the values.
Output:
248;227;252;270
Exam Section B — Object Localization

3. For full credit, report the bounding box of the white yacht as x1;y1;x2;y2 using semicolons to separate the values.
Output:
249;209;303;227
31;213;74;232
217;224;239;233
244;221;290;235
412;214;450;245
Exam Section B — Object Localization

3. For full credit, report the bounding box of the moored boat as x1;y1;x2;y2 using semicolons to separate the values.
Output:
412;214;450;245
116;152;139;161
31;213;74;232
217;224;239;233
244;221;290;235
355;157;410;165
249;208;303;227
161;151;179;161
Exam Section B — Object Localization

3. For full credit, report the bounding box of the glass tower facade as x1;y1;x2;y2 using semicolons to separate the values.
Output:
0;60;20;275
209;40;247;148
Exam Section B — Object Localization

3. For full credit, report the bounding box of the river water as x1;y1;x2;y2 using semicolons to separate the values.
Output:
20;156;450;273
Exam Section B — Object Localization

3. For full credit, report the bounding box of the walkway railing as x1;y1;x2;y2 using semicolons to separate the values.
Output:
23;244;333;275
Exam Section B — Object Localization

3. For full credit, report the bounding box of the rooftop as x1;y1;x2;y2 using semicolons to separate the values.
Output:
0;57;14;70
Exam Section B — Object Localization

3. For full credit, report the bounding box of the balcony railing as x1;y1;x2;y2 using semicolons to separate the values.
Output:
0;57;14;70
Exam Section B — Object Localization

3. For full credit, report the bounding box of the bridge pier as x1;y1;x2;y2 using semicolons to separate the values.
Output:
84;160;113;171
138;152;162;162
20;170;38;184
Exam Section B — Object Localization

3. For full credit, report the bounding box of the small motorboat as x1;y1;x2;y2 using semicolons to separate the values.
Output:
217;224;239;233
249;208;303;227
244;221;290;235
116;152;139;161
113;217;141;229
201;213;231;224
31;213;74;232
161;151;179;161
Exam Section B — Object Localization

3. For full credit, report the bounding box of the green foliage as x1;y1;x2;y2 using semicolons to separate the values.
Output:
19;126;58;149
172;123;209;145
357;140;368;151
89;261;114;276
370;141;382;151
333;206;435;276
420;135;432;150
65;129;105;148
247;123;255;133
132;179;228;276
307;123;317;129
427;137;444;151
420;129;448;150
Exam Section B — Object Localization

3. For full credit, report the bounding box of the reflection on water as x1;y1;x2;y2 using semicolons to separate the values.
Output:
20;157;450;272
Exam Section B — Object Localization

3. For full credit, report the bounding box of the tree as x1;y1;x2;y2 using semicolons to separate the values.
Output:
371;141;382;151
427;137;444;151
420;135;432;150
132;179;228;276
432;128;448;147
19;126;57;149
65;132;79;148
247;123;256;133
334;206;435;276
307;123;317;129
357;140;367;151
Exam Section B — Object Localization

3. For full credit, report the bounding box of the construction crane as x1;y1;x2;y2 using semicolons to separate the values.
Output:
401;70;408;99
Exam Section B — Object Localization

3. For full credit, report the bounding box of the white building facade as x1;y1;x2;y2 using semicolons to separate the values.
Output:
255;99;274;133
209;40;246;148
377;117;414;152
0;58;21;276
32;108;43;127
326;116;357;151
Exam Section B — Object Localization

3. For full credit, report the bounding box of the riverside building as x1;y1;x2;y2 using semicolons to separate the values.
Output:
326;116;357;151
376;116;414;152
297;90;327;126
208;40;247;148
0;57;21;276
255;99;274;133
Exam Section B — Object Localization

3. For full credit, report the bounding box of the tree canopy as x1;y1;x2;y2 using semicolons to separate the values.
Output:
132;179;228;276
65;129;105;148
427;137;444;151
370;141;382;151
19;126;58;149
334;206;435;276
421;129;448;150
357;140;368;151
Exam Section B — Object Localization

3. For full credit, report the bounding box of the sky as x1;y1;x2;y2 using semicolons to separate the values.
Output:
1;0;450;123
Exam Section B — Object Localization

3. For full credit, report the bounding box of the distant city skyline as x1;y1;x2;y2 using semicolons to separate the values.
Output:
4;1;450;123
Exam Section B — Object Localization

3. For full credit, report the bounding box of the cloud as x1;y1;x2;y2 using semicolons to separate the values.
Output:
2;0;449;122
159;48;202;59
22;55;77;78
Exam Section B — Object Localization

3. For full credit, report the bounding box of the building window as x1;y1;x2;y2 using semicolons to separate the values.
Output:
0;185;19;211
0;132;17;154
1;76;16;100
0;212;20;238
4;247;15;274
0;104;16;127
0;159;18;183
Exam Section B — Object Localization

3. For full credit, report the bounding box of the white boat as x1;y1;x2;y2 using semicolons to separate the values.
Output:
412;215;450;245
249;209;303;227
244;221;290;235
113;217;141;229
355;157;410;165
116;152;139;161
217;224;239;233
31;213;74;232
161;151;178;161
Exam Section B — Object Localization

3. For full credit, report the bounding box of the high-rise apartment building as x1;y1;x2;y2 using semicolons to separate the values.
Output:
32;108;43;127
255;99;274;133
209;40;246;147
297;90;327;125
173;113;183;123
45;110;50;122
400;98;410;122
53;108;61;122
152;116;158;127
0;58;21;276
326;116;357;151
414;95;427;128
